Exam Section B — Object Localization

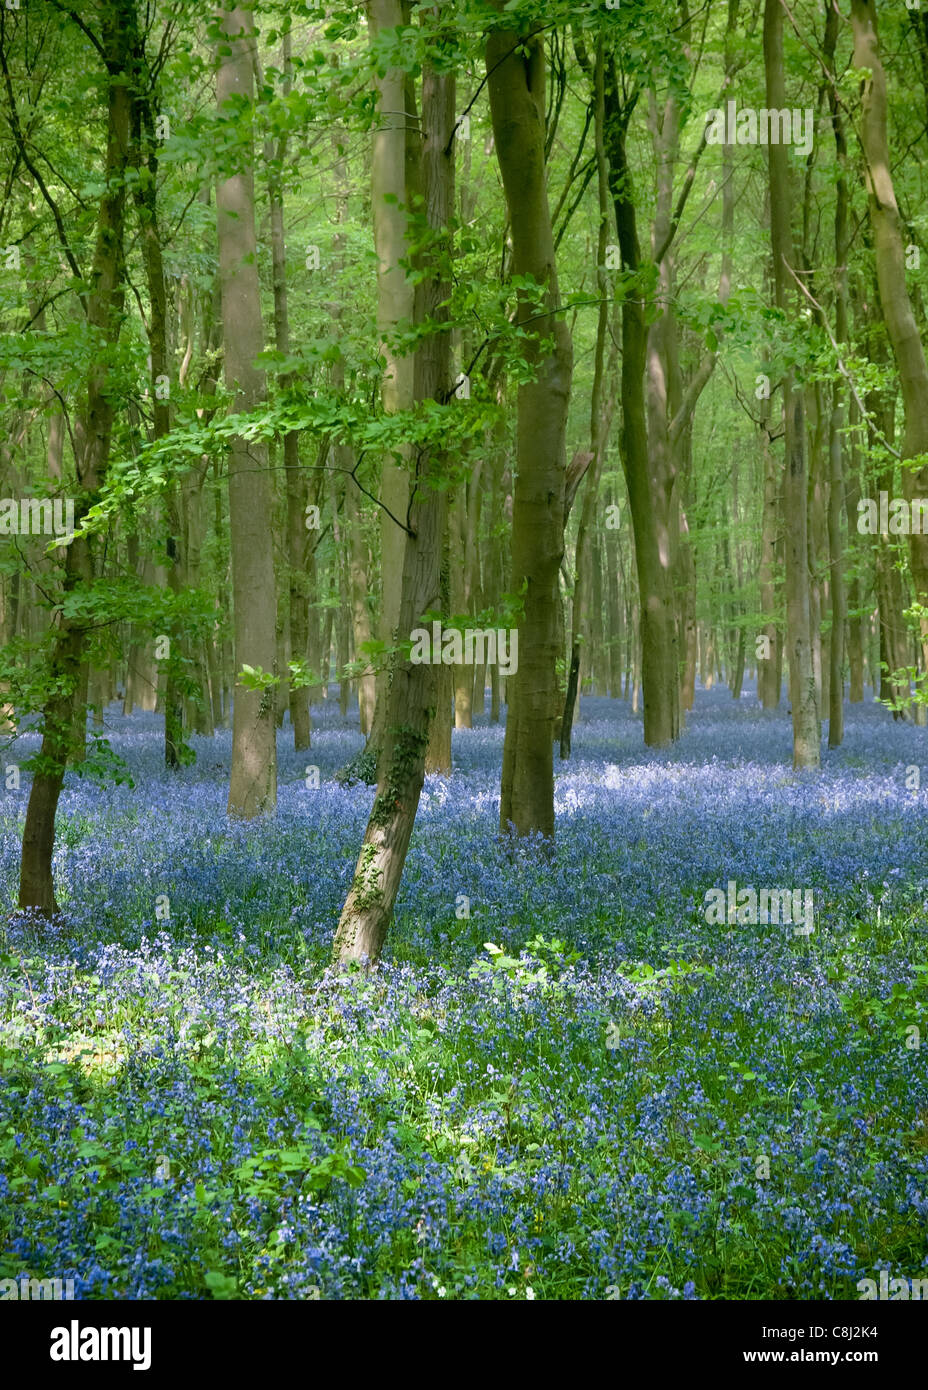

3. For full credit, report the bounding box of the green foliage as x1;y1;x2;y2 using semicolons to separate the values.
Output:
335;747;379;787
468;934;581;997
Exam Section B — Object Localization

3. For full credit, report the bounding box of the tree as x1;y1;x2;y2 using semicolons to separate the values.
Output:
851;0;928;686
489;14;573;837
215;3;277;817
333;27;454;966
260;33;312;751
14;0;136;912
363;0;417;764
764;0;819;768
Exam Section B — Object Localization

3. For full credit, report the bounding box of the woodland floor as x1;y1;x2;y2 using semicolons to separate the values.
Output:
0;687;927;1299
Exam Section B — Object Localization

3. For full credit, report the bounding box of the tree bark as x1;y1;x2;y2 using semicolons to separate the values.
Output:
844;397;865;702
490;18;573;836
364;0;416;762
263;34;311;751
827;0;848;746
852;0;928;684
216;5;277;816
561;39;609;760
602;62;678;747
19;0;134;912
765;0;819;767
333;46;452;966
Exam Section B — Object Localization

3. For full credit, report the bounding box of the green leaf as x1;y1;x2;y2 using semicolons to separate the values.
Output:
204;1270;237;1299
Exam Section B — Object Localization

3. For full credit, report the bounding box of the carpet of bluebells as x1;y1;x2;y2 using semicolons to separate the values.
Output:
0;685;927;1300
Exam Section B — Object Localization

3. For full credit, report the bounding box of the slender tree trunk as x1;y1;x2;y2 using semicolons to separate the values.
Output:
124;538;161;713
275;546;289;730
678;502;698;711
333;47;452;966
757;372;781;708
605;486;624;698
129;57;186;765
158;285;197;763
426;665;453;772
364;0;416;761
490;18;573;836
262;34;311;750
342;474;377;734
486;413;508;726
426;540;453;772
449;487;472;729
603;63;678;747
852;0;928;682
216;6;277;816
844;398;865;701
561;39;609;759
286;461;311;748
19;1;133;912
320;607;334;698
465;450;485;715
590;537;608;696
765;0;819;767
827;1;848;746
876;537;909;715
808;384;827;724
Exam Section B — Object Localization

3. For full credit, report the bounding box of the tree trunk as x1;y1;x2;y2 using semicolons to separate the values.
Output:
605;486;624;698
603;62;678;747
364;0;416;761
844;398;865;702
426;542;453;773
561;39;609;759
826;1;848;745
852;0;928;683
450;487;472;729
262;34;311;751
765;0;819;767
343;473;377;734
757;379;781;709
216;6;277;816
333;47;452;966
129;51;191;765
490;18;573;836
19;1;133;913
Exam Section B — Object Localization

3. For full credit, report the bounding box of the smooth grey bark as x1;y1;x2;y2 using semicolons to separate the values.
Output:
333;47;453;966
764;0;820;767
216;5;277;816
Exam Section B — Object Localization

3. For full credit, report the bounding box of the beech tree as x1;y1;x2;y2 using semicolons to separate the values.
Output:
11;0;136;912
851;0;928;689
764;0;819;768
489;12;573;837
362;0;417;764
215;3;277;816
333;18;454;965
